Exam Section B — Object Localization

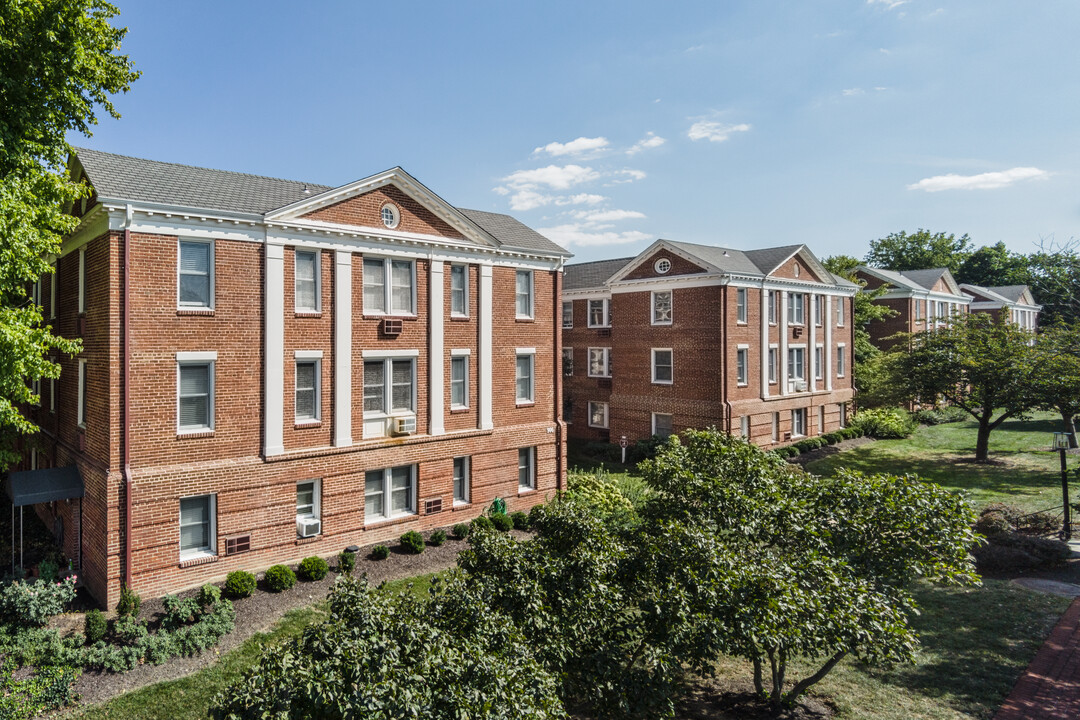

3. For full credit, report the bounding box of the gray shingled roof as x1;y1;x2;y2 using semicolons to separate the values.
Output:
663;240;763;275
744;245;803;275
986;285;1030;303
563;257;633;290
898;268;949;291
74;148;569;257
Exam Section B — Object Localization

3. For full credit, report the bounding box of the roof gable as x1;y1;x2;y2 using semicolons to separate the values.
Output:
760;246;830;284
619;247;710;282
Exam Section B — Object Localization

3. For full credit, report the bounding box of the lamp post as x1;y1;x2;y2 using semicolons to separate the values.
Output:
1053;432;1073;540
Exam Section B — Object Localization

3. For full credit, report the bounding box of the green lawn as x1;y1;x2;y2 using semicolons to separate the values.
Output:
807;411;1077;514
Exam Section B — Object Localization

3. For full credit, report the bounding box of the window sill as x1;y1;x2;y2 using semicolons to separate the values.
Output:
588;425;609;431
737;383;748;387
451;501;472;511
179;552;218;569
588;375;612;380
363;313;417;320
294;420;322;429
176;308;215;316
587;325;611;330
450;314;470;322
294;311;322;318
516;401;535;408
736;321;748;326
295;535;320;545
515;317;535;323
364;512;418;529
651;322;672;327
178;430;214;440
518;487;536;496
652;381;673;386
450;407;469;414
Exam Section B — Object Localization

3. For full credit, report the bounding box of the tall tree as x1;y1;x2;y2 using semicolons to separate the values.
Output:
955;241;1029;287
0;0;138;467
891;313;1037;462
1032;323;1080;448
865;229;973;273
1027;238;1080;326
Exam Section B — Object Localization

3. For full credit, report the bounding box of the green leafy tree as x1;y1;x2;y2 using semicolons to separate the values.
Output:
955;241;1029;287
1027;239;1080;326
1032;323;1080;448
891;312;1037;462
864;229;973;273
0;0;138;467
635;431;977;710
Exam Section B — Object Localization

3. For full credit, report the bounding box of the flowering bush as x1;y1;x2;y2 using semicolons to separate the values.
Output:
0;576;77;626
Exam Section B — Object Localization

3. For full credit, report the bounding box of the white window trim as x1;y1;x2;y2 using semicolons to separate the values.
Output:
562;300;573;329
179;494;217;561
651;291;672;326
363;256;417;316
791;408;807;438
814;295;824;327
787;292;805;326
515;349;535;404
588;347;612;378
365;465;417;524
296;479;322;521
836;296;846;327
294;357;321;423
651;348;673;385
771;412;779;442
740;415;750;438
818;405;825;435
177;238;214;310
453;456;471;505
49;376;56;414
362;356;417;420
77;359;87;428
787;344;806;391
450;353;469;410
518;447;536;490
49;262;57;320
587;298;611;328
768;344;778;385
736;288;748;324
450;264;469;318
652;412;674;438
814;343;824;381
736;344;749;386
837;343;847;378
78;248;86;314
177;353;216;434
294;249;321;313
515;269;534;320
768;290;777;325
588;401;609;429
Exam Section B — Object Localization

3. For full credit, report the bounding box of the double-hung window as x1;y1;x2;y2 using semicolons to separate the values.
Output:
363;257;414;314
77;359;87;428
736;346;748;386
179;240;213;309
365;465;416;522
814;346;824;381
518;448;536;490
450;265;468;317
588;298;610;328
363;355;415;437
295;352;321;423
768;347;778;384
515;270;533;319
177;352;215;432
836;296;845;326
915;298;923;321
589;348;612;378
787;292;804;325
49;263;57;320
562;301;573;328
297;480;320;521
652;291;672;324
767;290;777;324
516;350;535;404
78;247;87;314
740;416;750;438
588;401;609;429
652;413;673;439
453;457;470;504
180;495;215;559
792;408;807;437
736;288;748;323
652;349;673;384
450;352;469;409
837;344;847;377
294;250;319;312
562;347;574;377
814;296;824;326
788;347;805;384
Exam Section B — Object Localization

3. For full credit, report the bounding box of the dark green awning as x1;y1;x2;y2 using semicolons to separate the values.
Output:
3;465;84;507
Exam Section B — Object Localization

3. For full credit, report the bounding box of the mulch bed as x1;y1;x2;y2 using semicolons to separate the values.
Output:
69;530;526;707
677;675;835;719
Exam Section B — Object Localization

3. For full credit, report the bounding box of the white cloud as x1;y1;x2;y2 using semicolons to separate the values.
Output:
685;44;705;53
687;121;752;143
502;164;601;191
533;137;609;157
842;88;864;96
571;209;647;224
612;169;647;183
907;167;1048;192
626;132;666;156
538;224;652;247
558;193;606;206
867;0;908;9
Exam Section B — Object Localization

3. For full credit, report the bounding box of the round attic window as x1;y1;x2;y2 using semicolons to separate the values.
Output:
655;258;672;274
381;203;400;229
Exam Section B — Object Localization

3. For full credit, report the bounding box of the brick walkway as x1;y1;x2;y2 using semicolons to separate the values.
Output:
995;596;1080;720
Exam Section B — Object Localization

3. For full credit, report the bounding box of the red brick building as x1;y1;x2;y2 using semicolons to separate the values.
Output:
854;266;971;348
960;284;1040;329
562;241;857;449
10;148;569;606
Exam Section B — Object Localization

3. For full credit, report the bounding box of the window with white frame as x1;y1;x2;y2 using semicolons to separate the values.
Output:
818;405;825;434
178;355;215;432
839;403;847;428
77;359;87;428
836;296;845;326
814;295;824;326
771;412;779;442
365;465;416;522
588;401;609;428
518;447;536;490
363;356;415;436
562;300;573;328
792;408;807;437
450;353;468;408
768;346;778;384
516;351;534;404
736;288;748;323
788;347;805;383
32;277;41;308
652;349;673;384
515;270;533;319
588;347;612;378
295;356;320;422
49;262;57;319
180;494;215;559
294;250;319;312
914;298;923;321
297;479;320;523
49;376;56;413
450;264;468;317
588;298;610;327
78;247;86;313
653;413;673;439
736;346;748;386
178;240;213;309
652;291;672;324
562;347;573;376
453;457;470;504
740;415;750;438
837;344;846;377
814;345;824;381
768;290;776;324
363;257;414;315
787;292;804;325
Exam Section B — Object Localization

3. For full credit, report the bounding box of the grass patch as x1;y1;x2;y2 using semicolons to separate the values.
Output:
807;411;1077;514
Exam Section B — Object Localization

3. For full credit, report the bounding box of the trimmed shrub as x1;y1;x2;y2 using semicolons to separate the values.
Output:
973;532;1071;574
974;512;1011;537
298;556;329;581
429;529;447;546
338;551;356;575
224;571;256;599
566;468;633;517
451;522;470;539
263;565;296;593
116;584;141;618
471;516;494;533
0;576;78;626
851;407;917;439
84;609;107;645
371;544;390;560
1017;511;1060;536
198;584;221;607
490;513;513;532
162;595;201;626
510;511;530;530
400;531;425;554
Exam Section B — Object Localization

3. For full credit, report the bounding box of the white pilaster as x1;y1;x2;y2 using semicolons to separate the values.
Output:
334;250;352;447
479;264;494;430
760;287;769;399
429;260;445;436
808;293;818;393
264;242;285;456
779;290;789;396
825;295;834;392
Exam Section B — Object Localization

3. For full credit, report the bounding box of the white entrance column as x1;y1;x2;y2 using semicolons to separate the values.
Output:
825;295;834;392
479;264;494;430
264;242;285;456
334;250;352;447
779;290;789;396
760;286;769;399
429;260;445;436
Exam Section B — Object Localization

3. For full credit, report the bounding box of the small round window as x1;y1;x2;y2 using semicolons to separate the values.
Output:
381;203;400;229
655;258;672;274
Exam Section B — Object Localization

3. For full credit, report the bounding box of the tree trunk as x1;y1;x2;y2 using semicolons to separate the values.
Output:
783;651;848;706
769;649;782;709
975;416;992;463
1063;411;1079;449
752;656;764;697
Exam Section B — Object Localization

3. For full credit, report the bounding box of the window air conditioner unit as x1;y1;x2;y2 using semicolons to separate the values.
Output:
791;380;807;392
297;518;321;538
391;415;416;436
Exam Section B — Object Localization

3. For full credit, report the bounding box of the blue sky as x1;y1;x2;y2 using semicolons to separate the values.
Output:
82;0;1080;264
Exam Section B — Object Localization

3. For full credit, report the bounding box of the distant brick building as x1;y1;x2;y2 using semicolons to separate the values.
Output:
854;267;971;348
960;284;1041;329
9;148;569;606
562;240;857;449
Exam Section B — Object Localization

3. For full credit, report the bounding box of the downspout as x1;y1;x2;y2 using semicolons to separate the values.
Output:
553;259;565;491
122;205;133;588
721;281;730;433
